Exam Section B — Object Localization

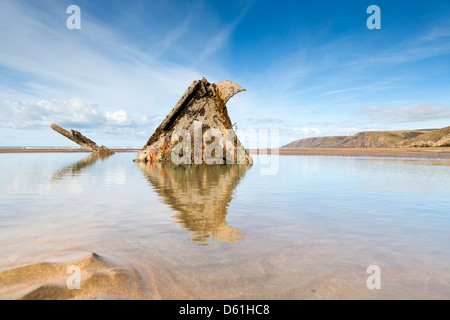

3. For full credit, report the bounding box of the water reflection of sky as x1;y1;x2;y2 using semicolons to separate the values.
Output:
1;153;450;298
1;153;450;242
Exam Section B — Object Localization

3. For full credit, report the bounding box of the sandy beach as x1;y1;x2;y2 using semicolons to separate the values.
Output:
0;148;140;153
249;147;450;159
2;147;450;159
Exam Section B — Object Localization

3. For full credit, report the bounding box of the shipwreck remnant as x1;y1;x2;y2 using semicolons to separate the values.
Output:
134;77;252;164
51;124;114;155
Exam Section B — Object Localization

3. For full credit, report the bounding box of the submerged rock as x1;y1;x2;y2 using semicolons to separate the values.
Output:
134;78;252;164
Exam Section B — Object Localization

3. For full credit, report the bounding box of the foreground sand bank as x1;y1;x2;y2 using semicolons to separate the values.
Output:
2;242;449;300
249;147;450;159
0;251;145;300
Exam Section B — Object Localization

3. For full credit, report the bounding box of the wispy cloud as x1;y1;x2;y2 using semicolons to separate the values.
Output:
348;21;450;67
361;104;450;123
320;86;369;97
319;77;404;97
198;1;252;62
0;0;202;114
148;16;192;60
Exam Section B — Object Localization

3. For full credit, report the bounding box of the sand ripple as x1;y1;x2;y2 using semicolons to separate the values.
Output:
0;252;145;300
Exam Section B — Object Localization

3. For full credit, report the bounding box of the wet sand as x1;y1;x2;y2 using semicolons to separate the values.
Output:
2;238;449;300
0;251;145;300
2;147;450;159
0;148;140;153
249;147;450;159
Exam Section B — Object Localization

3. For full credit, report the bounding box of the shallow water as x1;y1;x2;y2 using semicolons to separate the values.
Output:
0;152;449;299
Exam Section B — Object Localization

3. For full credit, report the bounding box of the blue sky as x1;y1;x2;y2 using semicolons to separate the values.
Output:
0;0;449;147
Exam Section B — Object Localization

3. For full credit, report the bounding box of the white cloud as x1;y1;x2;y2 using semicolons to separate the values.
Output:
0;99;100;128
361;104;450;123
0;99;159;131
106;110;128;125
293;127;320;137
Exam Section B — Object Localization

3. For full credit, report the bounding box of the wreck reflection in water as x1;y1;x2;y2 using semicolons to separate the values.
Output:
136;162;251;245
51;153;112;182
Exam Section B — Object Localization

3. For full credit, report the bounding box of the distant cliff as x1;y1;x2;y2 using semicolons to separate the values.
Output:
282;126;450;148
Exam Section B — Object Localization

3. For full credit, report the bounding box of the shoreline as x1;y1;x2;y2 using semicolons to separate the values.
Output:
249;147;450;159
0;148;140;153
1;147;450;160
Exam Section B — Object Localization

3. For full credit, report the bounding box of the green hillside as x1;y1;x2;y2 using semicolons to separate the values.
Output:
282;127;450;148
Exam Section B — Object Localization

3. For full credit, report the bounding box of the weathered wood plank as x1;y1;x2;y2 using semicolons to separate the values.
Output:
51;124;114;155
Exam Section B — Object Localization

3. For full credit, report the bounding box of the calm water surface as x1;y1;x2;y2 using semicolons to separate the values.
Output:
0;152;449;299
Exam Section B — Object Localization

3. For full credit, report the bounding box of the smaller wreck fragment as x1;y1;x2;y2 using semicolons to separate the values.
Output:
135;78;252;164
51;124;114;155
